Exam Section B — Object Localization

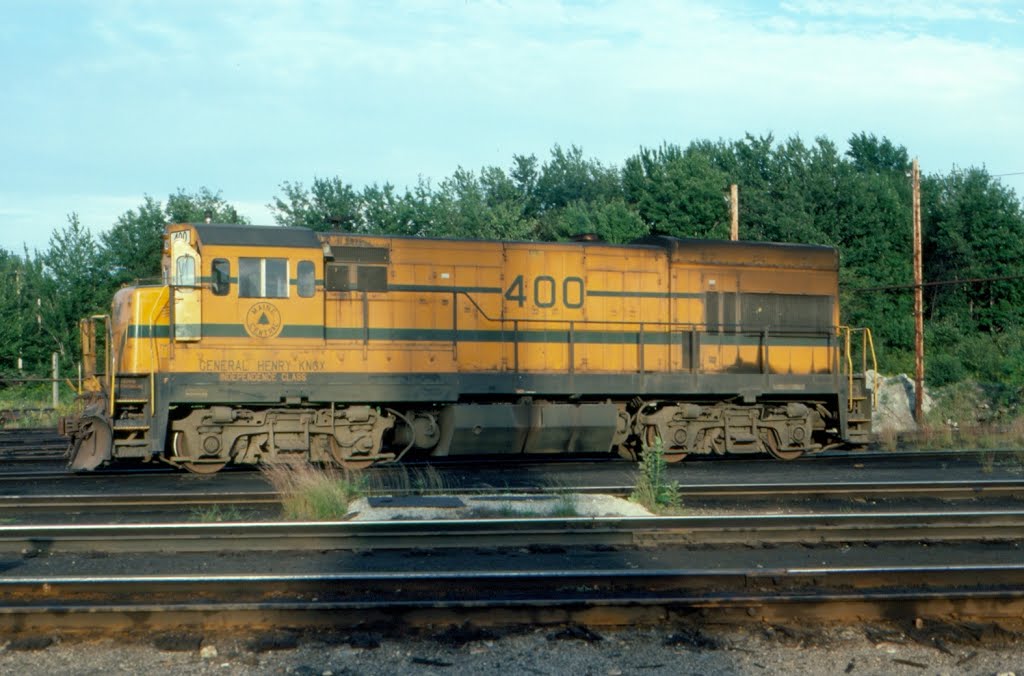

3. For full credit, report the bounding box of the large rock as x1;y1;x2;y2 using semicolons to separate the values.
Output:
867;370;933;433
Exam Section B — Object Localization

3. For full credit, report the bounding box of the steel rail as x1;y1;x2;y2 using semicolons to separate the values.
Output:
2;509;1024;553
2;478;1024;514
1;565;1024;630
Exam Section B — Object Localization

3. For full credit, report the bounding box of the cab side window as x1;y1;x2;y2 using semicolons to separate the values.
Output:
212;259;231;296
239;257;289;298
175;255;196;287
297;260;315;298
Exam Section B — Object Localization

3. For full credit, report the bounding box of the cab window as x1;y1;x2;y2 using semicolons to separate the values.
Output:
239;257;288;298
175;255;196;286
212;259;231;296
297;260;315;298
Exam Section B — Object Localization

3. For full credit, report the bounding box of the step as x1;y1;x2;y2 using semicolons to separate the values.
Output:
113;422;150;431
113;439;150;447
116;398;149;405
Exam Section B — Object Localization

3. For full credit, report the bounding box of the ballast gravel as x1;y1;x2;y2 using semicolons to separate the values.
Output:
1;623;1022;675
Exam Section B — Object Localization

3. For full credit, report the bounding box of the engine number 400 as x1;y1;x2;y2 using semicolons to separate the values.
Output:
504;274;584;309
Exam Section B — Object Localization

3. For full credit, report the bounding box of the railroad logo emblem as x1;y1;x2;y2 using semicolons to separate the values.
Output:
245;302;283;338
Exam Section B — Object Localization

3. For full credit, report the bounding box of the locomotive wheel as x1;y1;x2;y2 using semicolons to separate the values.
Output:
643;425;687;463
767;447;804;461
69;416;112;472
764;430;804;461
329;436;376;471
173;431;227;474
182;461;228;474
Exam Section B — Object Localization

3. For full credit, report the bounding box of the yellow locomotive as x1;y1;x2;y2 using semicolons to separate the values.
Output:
61;223;875;472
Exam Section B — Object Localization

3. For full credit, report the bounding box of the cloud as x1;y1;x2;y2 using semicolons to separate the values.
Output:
779;0;1018;23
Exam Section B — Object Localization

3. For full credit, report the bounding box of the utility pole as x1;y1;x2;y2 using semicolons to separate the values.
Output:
912;158;925;423
729;184;739;241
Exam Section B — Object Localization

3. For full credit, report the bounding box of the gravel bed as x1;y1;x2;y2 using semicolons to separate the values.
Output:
1;623;1022;675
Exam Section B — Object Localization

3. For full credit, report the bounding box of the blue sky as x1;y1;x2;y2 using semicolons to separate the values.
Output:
2;0;1022;253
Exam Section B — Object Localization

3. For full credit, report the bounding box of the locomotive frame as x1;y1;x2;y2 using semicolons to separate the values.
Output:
61;223;876;472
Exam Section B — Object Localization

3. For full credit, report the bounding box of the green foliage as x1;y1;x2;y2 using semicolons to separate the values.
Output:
99;195;166;285
191;504;245;522
623;143;730;239
166;187;250;225
630;441;681;512
36;214;110;360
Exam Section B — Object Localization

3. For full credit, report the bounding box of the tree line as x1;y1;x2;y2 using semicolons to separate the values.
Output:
3;133;1022;390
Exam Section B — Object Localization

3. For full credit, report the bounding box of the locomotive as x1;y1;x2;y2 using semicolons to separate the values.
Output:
60;223;876;473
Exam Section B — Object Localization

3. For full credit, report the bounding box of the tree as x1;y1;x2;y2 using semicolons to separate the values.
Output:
270;177;363;231
36;214;109;361
623;143;730;239
924;168;1024;333
535;145;621;213
99;196;166;286
165;187;249;225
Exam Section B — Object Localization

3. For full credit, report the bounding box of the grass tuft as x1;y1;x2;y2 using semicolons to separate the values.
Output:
191;504;245;522
363;464;450;495
261;462;364;520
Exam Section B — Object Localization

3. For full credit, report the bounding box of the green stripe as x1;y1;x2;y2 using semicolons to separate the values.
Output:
128;324;831;348
388;284;503;294
129;325;171;338
586;290;703;299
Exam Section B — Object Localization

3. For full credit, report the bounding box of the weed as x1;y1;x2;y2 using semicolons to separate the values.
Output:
549;490;580;518
877;426;899;452
191;504;244;522
630;439;681;512
364;464;450;495
261;462;364;520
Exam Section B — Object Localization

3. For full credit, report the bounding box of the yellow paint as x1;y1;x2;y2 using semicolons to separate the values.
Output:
109;225;842;383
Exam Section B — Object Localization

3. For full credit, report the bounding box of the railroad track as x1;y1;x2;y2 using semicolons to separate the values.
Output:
2;477;1024;515
1;515;1023;631
0;427;67;462
3;509;1024;551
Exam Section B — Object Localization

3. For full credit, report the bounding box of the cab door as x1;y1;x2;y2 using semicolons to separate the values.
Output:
171;230;201;341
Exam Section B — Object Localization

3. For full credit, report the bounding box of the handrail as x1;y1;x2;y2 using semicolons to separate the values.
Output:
839;326;879;410
146;286;171;416
453;290;837;375
454;290;834;334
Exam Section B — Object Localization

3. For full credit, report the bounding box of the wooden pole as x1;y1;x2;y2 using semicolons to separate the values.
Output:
912;158;925;423
52;352;59;409
730;184;739;241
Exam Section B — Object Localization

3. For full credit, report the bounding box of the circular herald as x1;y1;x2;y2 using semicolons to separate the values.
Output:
245;302;283;338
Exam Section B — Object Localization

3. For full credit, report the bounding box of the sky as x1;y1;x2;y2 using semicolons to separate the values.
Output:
1;0;1022;254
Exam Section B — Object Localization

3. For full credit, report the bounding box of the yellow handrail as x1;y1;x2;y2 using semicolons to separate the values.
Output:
146;286;171;416
839;326;879;410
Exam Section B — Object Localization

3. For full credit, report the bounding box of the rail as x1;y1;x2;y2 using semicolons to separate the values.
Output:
454;290;837;377
840;326;879;409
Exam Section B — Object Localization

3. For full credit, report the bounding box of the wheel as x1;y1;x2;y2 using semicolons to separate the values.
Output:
642;425;687;462
329;436;376;470
173;431;227;474
764;429;804;461
182;461;227;475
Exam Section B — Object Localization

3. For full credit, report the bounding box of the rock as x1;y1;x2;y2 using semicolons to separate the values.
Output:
199;644;218;659
869;370;934;433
